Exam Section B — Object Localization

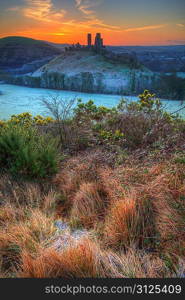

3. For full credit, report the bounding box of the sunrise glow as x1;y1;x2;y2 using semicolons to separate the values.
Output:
0;0;185;45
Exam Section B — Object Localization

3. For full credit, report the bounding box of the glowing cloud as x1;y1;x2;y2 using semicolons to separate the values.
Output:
125;24;167;32
17;0;66;23
176;23;185;28
74;0;120;31
75;0;99;16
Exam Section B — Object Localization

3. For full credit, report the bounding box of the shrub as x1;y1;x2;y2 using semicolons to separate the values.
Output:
174;156;185;164
0;124;59;178
100;90;184;149
97;129;125;146
74;99;115;122
8;112;54;127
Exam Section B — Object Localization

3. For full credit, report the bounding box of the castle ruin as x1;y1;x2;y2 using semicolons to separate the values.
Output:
64;33;139;68
94;33;104;50
65;33;105;53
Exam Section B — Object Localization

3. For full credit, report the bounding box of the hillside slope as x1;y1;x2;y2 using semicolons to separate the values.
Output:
30;50;155;94
0;36;62;73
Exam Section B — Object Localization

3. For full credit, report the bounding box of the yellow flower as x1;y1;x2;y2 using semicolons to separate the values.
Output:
0;120;5;127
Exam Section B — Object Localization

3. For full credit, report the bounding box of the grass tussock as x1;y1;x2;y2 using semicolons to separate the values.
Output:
1;154;185;278
70;182;107;228
0;179;59;276
18;242;175;278
104;193;139;248
104;190;156;250
18;238;118;278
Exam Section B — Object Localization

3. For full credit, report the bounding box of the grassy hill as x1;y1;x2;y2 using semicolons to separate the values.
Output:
0;36;62;69
34;50;144;74
30;49;153;94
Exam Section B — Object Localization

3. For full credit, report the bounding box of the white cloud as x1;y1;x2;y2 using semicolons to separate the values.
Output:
75;0;98;16
6;0;120;32
74;0;120;31
62;17;121;32
8;0;66;23
124;24;167;32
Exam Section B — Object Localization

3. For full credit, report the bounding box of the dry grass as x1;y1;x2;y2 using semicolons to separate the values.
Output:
54;158;99;215
104;190;156;250
18;237;121;278
0;151;185;278
18;241;173;278
104;193;138;248
0;203;25;226
107;249;169;278
0;208;56;274
70;182;108;228
98;167;126;203
0;176;59;276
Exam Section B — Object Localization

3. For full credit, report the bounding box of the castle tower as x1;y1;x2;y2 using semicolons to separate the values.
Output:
95;33;103;50
87;33;92;47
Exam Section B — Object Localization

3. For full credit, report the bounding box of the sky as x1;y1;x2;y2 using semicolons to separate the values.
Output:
0;0;185;45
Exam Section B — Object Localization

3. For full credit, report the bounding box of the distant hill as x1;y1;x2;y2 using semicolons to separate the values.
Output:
0;36;62;73
43;41;71;51
108;45;185;72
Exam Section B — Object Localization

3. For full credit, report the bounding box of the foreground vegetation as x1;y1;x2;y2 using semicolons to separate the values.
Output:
0;91;185;278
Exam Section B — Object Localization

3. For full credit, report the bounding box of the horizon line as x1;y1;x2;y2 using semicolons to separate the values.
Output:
1;35;185;47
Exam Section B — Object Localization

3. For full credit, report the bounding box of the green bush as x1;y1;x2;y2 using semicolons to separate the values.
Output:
174;156;185;164
74;99;116;123
98;129;125;145
0;125;59;178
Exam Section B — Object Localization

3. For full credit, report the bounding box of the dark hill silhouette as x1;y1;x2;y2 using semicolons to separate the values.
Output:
0;36;62;72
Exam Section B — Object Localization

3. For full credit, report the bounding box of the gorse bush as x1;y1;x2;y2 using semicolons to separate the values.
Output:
71;90;184;149
97;129;125;145
10;112;54;126
117;90;162;113
0;124;59;178
74;99;116;123
39;90;184;150
0;90;184;178
0;112;54;128
105;90;184;149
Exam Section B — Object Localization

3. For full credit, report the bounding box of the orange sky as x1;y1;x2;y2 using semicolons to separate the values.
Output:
0;0;185;45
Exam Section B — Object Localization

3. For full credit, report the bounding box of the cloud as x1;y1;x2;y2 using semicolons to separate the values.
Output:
125;24;166;32
62;18;121;32
89;19;121;31
176;23;185;28
50;33;65;36
75;0;121;31
75;0;99;16
8;0;66;23
6;6;20;12
6;0;120;34
167;39;185;44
